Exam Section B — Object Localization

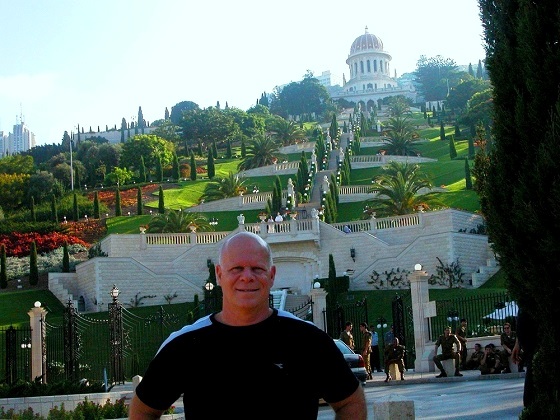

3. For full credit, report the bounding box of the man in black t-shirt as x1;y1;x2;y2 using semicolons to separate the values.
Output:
129;231;366;419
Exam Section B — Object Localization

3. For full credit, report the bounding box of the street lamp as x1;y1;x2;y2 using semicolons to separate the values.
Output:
110;284;120;303
447;309;459;331
376;316;388;348
204;281;214;292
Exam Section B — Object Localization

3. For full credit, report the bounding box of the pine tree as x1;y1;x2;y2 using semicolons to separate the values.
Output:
207;149;215;179
115;188;122;216
62;241;70;273
30;196;36;222
139;155;147;183
464;158;473;190
93;191;100;219
51;194;58;223
29;241;39;285
73;192;79;221
158;185;165;214
190;151;197;181
0;244;7;289
449;135;457;159
136;186;143;215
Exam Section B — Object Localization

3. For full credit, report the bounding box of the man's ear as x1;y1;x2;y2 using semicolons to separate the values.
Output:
215;265;221;286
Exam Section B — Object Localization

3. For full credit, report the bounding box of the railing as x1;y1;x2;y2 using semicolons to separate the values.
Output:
350;155;383;163
375;213;421;230
339;185;376;195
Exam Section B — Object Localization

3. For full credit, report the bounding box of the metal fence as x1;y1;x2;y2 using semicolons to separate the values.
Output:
429;291;515;340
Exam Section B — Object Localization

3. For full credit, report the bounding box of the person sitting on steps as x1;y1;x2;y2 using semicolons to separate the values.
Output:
433;326;463;378
384;337;406;382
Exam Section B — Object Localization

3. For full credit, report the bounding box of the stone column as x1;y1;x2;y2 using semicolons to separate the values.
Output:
409;265;436;373
310;287;328;332
28;303;48;382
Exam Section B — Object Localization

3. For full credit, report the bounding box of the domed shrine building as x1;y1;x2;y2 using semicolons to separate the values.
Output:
331;27;417;110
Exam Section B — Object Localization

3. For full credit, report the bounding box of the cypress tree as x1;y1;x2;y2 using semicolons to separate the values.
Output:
449;135;457;159
479;2;560;414
139;155;147;183
467;136;475;159
197;140;202;156
439;121;446;141
30;196;36;222
190;151;197;181
29;241;39;286
212;141;218;159
455;123;461;138
115;188;122;216
226;139;232;159
62;241;70;273
240;138;247;158
93;191;100;219
464;158;472;190
326;254;337;305
155;155;163;182
51;194;58;223
172;153;180;180
207;149;215;179
158;185;165;214
73;192;79;221
136;186;143;215
138;106;145;134
0;244;7;289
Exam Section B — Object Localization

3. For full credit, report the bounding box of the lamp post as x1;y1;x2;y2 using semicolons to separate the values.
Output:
209;217;218;227
20;337;31;380
108;284;124;385
447;309;459;332
376;316;388;364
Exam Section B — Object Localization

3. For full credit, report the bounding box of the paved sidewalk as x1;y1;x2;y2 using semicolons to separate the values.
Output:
364;367;525;387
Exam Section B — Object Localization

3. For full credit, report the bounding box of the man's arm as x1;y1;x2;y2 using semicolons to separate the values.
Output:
129;394;165;420
329;384;367;420
511;337;521;364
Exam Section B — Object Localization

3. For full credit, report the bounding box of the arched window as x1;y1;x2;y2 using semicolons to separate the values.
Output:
374;60;378;72
367;60;371;72
360;61;364;74
379;60;383;73
354;62;358;75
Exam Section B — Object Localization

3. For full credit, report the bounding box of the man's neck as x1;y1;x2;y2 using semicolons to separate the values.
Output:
216;307;273;326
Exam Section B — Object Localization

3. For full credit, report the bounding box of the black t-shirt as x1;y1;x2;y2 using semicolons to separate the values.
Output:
135;309;359;419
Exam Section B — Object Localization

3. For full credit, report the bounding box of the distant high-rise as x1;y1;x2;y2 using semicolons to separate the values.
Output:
7;122;35;155
0;131;8;157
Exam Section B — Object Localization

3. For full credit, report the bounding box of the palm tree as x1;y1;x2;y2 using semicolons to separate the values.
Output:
147;210;211;233
200;172;247;202
367;161;441;216
382;116;420;156
238;135;283;170
269;119;306;146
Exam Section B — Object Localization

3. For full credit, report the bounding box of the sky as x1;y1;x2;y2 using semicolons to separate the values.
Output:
0;0;486;146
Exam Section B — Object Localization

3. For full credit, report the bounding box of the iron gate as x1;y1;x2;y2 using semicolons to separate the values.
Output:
0;325;32;384
391;294;415;369
323;297;368;349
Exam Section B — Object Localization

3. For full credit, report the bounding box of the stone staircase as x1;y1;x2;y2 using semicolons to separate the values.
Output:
471;257;500;287
48;277;78;308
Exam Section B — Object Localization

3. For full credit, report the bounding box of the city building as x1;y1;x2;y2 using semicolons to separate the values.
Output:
3;121;36;155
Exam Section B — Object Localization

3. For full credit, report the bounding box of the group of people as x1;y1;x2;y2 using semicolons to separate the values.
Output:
339;322;406;383
432;318;524;378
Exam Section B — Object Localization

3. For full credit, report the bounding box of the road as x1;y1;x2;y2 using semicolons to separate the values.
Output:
318;376;524;419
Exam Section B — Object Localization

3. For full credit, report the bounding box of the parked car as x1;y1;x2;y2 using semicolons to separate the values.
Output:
333;338;368;385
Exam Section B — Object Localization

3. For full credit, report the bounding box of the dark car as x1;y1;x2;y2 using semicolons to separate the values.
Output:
333;338;368;385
